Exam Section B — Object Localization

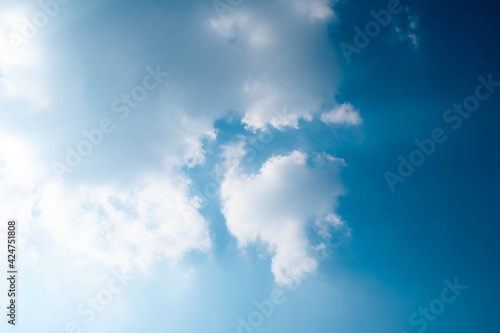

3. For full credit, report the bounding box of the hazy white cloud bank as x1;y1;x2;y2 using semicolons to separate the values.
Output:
0;6;50;108
0;130;212;275
37;176;212;271
0;0;360;286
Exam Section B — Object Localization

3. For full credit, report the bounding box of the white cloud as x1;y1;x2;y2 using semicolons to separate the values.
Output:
0;0;356;285
0;130;43;248
207;4;344;131
241;81;314;131
0;5;217;274
291;0;337;22
309;1;336;22
220;145;349;286
0;7;49;108
160;112;217;168
0;8;34;73
36;176;212;272
0;128;212;274
320;103;362;126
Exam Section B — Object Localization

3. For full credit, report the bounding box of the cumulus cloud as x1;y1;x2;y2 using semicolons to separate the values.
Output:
159;112;218;168
36;176;212;271
241;81;315;131
0;0;356;284
0;4;218;275
207;1;343;131
0;129;212;274
220;144;350;286
320;103;362;126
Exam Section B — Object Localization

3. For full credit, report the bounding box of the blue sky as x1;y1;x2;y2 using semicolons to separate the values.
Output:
0;0;499;332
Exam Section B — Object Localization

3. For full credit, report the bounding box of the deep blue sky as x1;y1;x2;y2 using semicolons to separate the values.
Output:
331;0;500;330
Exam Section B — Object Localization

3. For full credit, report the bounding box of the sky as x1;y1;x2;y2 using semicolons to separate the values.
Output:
0;0;499;332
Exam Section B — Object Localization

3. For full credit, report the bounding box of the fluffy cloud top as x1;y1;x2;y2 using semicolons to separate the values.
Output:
220;144;349;286
241;81;315;131
320;103;362;126
208;1;342;131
